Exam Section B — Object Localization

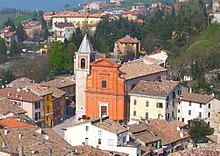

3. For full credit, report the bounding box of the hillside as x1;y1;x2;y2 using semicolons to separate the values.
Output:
168;23;220;94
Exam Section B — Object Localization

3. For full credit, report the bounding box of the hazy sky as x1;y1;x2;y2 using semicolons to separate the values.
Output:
0;0;97;11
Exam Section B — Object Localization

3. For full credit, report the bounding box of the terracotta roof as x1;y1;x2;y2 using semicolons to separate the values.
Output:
119;59;167;80
0;127;74;155
25;84;52;96
0;97;26;115
91;57;121;68
5;32;14;38
117;35;140;44
93;118;128;134
0;88;42;103
129;80;179;97
2;26;11;31
134;131;161;143
41;76;75;89
0;116;33;129
169;147;220;156
129;120;189;145
72;145;128;156
181;92;214;104
8;77;33;88
46;87;66;98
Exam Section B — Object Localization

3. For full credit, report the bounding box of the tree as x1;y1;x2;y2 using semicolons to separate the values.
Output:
0;37;7;63
188;118;214;146
48;42;65;74
9;41;22;57
16;24;26;41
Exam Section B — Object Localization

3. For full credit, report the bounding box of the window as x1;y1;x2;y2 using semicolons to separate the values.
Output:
172;92;176;99
86;126;89;131
156;103;163;108
35;102;40;109
172;111;174;118
133;110;136;116
172;100;175;107
199;112;202;117
178;90;182;95
189;102;191;106
208;121;210;126
208;112;211;117
133;99;137;105
98;130;102;137
178;117;180;120
123;136;126;144
166;96;169;101
102;80;106;88
146;101;149;107
80;58;85;69
208;103;211;108
182;118;184;122
178;109;180;113
200;104;202;108
188;110;191;115
166;113;170;120
166;103;169;108
35;112;40;120
145;112;148;119
98;138;101;145
108;139;114;146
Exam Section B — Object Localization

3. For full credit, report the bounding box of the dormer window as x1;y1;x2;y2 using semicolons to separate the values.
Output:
81;58;85;69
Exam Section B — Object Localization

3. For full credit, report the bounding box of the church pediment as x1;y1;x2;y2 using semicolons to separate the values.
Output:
91;58;120;68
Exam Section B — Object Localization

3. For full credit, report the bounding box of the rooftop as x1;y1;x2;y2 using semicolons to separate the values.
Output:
0;88;42;103
41;76;75;89
92;118;128;134
129;80;179;97
129;120;188;145
77;34;95;54
25;84;52;96
119;59;167;80
117;35;140;44
8;77;33;88
181;92;214;104
0;97;26;115
0;116;33;129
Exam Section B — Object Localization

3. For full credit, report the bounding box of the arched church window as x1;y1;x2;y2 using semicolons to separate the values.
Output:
81;58;85;69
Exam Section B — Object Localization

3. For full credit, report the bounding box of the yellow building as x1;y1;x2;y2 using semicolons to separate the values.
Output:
51;11;103;30
26;84;54;127
129;80;186;122
114;35;141;58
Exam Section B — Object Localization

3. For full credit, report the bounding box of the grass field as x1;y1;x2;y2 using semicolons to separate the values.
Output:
0;14;32;28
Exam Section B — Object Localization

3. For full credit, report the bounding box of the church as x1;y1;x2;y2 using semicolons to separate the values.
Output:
75;34;167;122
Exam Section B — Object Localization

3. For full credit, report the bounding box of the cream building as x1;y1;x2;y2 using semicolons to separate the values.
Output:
51;11;103;30
129;80;188;122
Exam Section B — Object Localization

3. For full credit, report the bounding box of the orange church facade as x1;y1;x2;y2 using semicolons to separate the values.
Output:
85;58;128;121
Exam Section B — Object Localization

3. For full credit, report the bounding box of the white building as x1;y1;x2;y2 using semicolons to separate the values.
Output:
129;80;188;122
178;92;220;131
64;117;141;156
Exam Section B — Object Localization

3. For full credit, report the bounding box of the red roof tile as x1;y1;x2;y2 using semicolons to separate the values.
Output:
0;117;33;129
117;35;140;44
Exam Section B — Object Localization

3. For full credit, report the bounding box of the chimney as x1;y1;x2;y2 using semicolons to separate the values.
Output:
4;128;8;135
48;149;52;156
100;117;102;122
19;145;24;156
189;87;192;93
19;133;22;139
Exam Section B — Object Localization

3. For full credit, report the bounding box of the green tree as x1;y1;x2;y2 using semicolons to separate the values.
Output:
63;42;76;72
9;41;22;57
188;118;214;146
0;37;7;63
16;24;26;41
48;42;65;74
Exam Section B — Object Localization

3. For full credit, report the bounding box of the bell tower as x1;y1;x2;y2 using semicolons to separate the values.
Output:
75;34;95;113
